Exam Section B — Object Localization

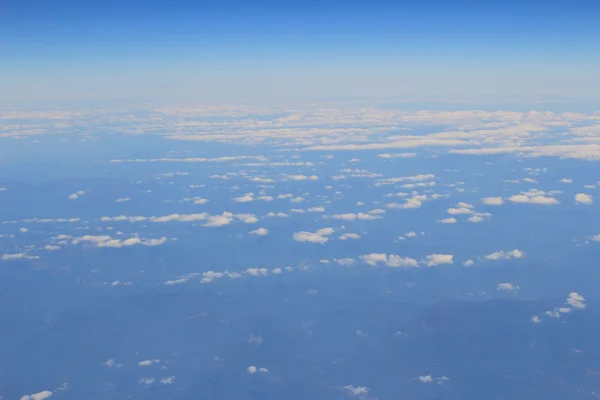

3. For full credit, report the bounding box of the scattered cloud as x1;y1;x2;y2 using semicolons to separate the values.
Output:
497;283;520;291
249;228;269;236
339;233;360;240
575;193;593;204
481;197;504;206
68;190;86;200
20;391;53;400
485;249;525;261
293;228;335;244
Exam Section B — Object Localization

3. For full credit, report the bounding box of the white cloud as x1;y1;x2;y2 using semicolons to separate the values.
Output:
559;178;572;183
160;376;175;384
463;259;474;267
115;197;131;203
326;211;383;221
247;365;269;374
567;292;586;309
342;385;369;397
1;252;39;261
361;253;419;268
71;235;167;248
245;268;269;276
139;359;160;367
249;228;269;236
423;254;453;266
339;233;360;240
497;283;520;291
139;377;156;385
20;391;53;400
481;197;504;206
68;190;85;200
575;193;593;204
485;249;525;261
447;207;474;215
438;217;457;224
377;153;417;158
201;270;225;283
418;375;433;383
203;213;234;227
307;206;325;212
508;193;558;205
267;212;289;218
233;194;254;203
293;228;335;244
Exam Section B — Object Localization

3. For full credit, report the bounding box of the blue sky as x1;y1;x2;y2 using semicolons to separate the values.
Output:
2;0;600;105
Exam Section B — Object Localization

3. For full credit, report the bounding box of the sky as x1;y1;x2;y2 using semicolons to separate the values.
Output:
2;0;600;105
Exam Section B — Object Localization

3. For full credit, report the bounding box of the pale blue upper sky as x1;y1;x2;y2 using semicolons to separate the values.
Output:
1;0;600;105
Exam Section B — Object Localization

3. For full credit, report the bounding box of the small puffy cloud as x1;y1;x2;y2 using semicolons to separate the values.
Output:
378;153;417;158
497;283;520;291
468;213;492;223
203;213;234;227
575;193;593;204
560;178;572;183
361;253;419;268
245;268;269;276
339;233;360;240
438;217;457;224
418;375;433;383
293;228;335;244
276;193;294;199
233;194;254;203
447;207;474;215
201;270;225;283
160;376;175;385
485;249;525;261
139;359;160;367
139;377;155;385
307;206;325;212
116;197;132;203
463;259;474;267
423;254;453;266
20;391;53;400
567;292;586;309
20;227;28;233
327;211;382;221
247;365;268;374
508;194;558;205
531;316;541;323
68;190;86;200
283;174;319;181
342;385;369;397
2;252;39;261
481;197;504;206
290;196;305;203
249;228;269;236
267;212;289;218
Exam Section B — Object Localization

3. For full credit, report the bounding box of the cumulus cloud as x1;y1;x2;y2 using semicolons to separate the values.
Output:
160;376;175;384
485;249;525;261
293;228;335;244
560;178;572;183
249;228;269;236
447;207;474;215
71;235;167;248
508;190;558;205
326;210;383;221
567;292;586;309
481;197;504;205
361;253;419;268
575;193;593;204
342;385;369;397
247;365;268;374
497;283;520;291
233;194;255;203
438;217;457;224
203;213;234;227
339;233;360;240
1;252;39;261
423;254;453;266
139;359;160;367
378;153;417;158
20;391;53;400
68;190;86;200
